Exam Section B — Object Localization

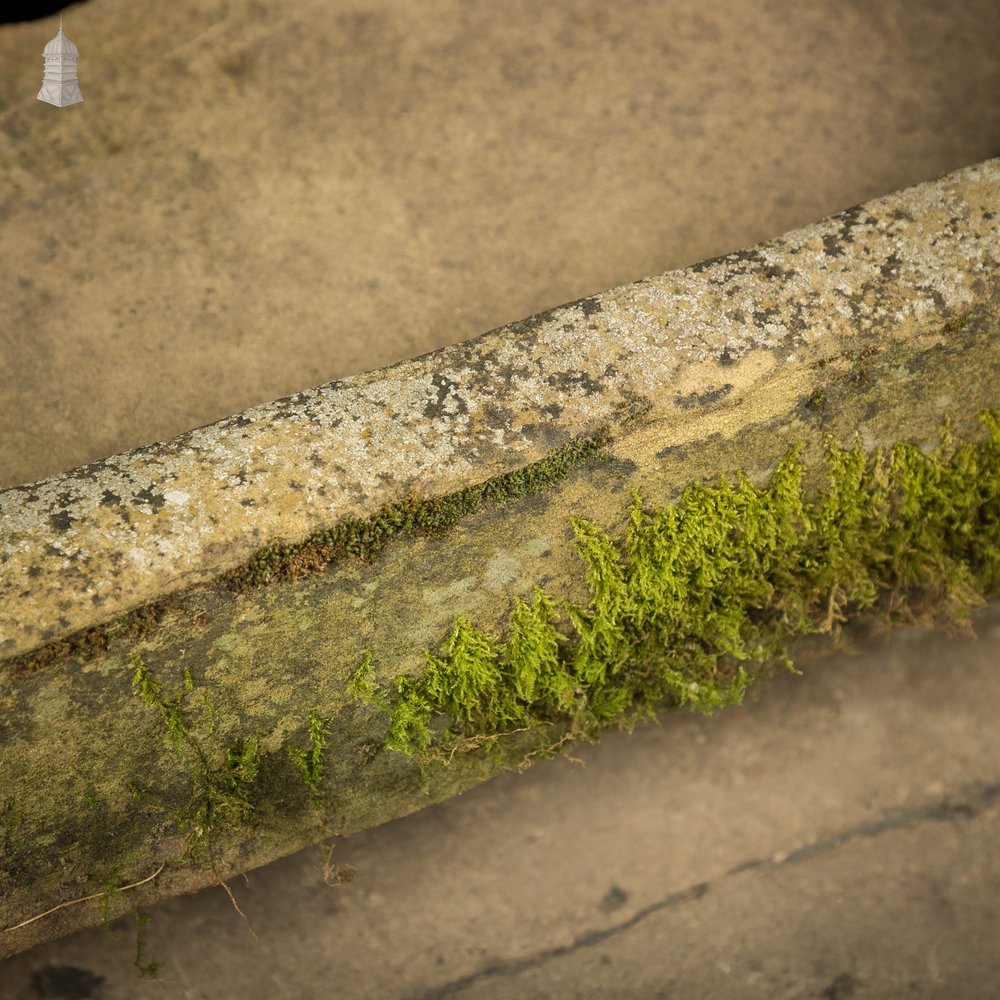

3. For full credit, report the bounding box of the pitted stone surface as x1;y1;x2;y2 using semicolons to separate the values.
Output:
1;159;998;658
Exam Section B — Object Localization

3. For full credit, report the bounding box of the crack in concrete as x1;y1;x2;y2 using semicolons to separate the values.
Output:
416;779;1000;999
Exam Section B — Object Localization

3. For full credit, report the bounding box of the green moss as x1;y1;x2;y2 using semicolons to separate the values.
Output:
806;389;827;410
347;652;390;713
131;655;262;853
361;411;1000;764
220;433;612;592
133;911;163;979
97;879;122;927
287;711;333;801
131;655;347;856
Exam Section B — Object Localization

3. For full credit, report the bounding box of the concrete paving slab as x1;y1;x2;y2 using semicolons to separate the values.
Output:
2;0;999;488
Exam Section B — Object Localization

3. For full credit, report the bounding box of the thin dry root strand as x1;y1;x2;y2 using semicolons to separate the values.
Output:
218;879;257;939
2;863;166;934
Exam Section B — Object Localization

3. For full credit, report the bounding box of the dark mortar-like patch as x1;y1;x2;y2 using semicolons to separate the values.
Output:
424;373;470;420
132;487;166;514
675;384;733;409
47;512;73;534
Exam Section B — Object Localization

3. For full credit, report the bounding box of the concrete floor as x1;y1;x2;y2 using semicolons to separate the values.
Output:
1;0;999;996
1;0;999;487
1;603;998;998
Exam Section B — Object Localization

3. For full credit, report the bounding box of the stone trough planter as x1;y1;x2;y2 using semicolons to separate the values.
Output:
1;158;998;958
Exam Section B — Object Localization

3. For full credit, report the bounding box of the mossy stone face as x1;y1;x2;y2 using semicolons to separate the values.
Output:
3;393;999;956
2;162;999;957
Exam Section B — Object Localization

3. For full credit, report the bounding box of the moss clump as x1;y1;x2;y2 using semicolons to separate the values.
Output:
131;656;262;851
361;411;1000;761
222;434;612;592
287;711;333;802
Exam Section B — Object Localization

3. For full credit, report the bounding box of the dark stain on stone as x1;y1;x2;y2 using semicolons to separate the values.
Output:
546;369;603;397
99;489;121;507
424;373;469;420
821;971;859;999
905;343;941;375
836;203;871;242
133;487;166;513
675;384;733;410
479;401;518;434
821;232;845;257
608;458;639;485
233;415;253;427
656;443;684;459
30;965;105;1000
543;403;564;419
598;885;629;913
27;565;43;578
719;349;735;366
763;264;795;280
219;47;256;81
48;510;73;533
879;250;902;278
752;303;781;327
920;286;947;312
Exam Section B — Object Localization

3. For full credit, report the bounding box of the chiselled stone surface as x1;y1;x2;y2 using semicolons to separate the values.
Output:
1;159;998;660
